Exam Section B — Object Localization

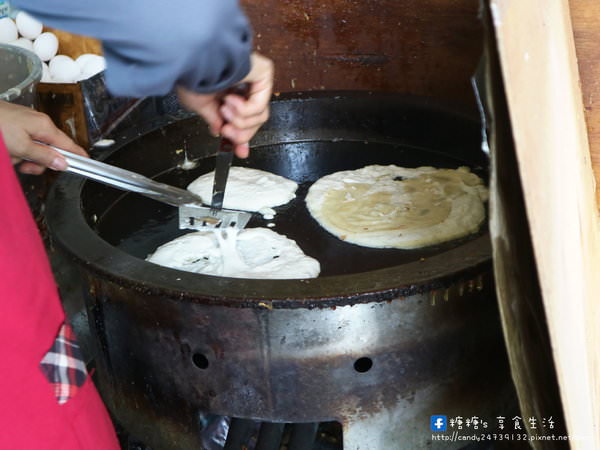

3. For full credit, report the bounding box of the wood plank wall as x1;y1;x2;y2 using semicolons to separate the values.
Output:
242;0;482;107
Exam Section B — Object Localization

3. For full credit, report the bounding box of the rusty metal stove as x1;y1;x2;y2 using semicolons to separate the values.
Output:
46;92;517;450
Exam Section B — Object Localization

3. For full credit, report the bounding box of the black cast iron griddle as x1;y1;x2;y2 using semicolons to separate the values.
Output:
96;139;487;277
48;91;491;305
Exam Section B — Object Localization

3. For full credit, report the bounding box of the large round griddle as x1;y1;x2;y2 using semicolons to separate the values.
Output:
45;94;510;450
46;91;490;307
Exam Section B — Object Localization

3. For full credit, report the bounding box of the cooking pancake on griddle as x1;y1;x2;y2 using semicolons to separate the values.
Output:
305;165;488;249
187;166;298;218
146;228;320;279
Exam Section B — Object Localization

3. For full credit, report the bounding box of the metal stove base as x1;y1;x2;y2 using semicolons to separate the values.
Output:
120;419;340;450
119;418;514;450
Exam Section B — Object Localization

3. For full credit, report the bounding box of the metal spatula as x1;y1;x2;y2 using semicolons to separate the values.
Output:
36;142;251;231
210;83;251;211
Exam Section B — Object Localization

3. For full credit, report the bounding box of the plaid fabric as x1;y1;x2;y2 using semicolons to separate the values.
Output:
39;322;88;405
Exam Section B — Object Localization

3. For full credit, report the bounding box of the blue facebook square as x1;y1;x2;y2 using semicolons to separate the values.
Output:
430;415;447;431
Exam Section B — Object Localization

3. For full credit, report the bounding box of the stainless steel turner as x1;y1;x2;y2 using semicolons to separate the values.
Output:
36;142;251;230
210;83;251;211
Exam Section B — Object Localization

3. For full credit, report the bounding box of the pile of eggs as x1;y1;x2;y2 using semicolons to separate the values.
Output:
0;11;105;83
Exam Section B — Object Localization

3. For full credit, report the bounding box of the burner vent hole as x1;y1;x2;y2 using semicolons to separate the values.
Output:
354;357;373;373
192;353;209;369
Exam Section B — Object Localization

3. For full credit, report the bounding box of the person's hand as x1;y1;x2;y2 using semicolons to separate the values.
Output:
0;100;87;175
177;52;274;158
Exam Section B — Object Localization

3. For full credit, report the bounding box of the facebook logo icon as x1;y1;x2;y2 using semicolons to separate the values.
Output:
430;415;447;431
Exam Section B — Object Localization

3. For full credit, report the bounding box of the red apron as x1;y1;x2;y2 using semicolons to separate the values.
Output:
0;134;119;449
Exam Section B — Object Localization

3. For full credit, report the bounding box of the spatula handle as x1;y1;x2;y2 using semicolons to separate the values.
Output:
32;141;204;207
220;82;251;152
225;82;251;100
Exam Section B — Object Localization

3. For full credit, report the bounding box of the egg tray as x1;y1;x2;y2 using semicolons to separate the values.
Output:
36;71;139;149
35;27;138;149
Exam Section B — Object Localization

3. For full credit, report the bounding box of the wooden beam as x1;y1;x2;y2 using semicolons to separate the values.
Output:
491;0;600;446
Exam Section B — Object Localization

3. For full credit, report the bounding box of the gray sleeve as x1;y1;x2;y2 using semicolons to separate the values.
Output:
12;0;252;97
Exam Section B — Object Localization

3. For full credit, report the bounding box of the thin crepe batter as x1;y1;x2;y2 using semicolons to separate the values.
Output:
187;167;297;217
147;228;320;279
305;165;488;249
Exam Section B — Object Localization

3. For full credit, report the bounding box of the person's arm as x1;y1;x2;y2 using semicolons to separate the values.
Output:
13;0;273;157
12;0;252;97
0;101;86;175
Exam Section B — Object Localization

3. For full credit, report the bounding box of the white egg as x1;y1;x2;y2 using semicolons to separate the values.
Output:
15;11;43;40
0;17;18;44
8;37;33;52
41;62;51;82
79;54;106;80
33;32;58;62
49;55;80;83
75;53;96;68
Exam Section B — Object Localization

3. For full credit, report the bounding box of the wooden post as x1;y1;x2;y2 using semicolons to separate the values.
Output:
491;0;600;446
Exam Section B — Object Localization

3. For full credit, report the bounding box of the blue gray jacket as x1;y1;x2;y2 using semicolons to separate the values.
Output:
12;0;252;97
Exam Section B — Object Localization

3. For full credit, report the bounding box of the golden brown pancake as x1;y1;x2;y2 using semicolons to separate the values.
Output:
305;165;488;249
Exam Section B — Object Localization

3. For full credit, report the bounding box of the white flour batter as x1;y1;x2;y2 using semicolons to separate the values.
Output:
187;167;297;217
146;228;320;279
